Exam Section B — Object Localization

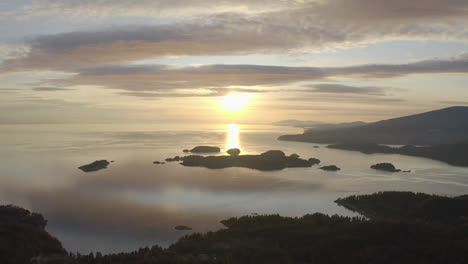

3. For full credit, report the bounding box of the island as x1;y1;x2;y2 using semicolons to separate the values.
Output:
308;158;320;165
370;163;401;172
180;150;319;171
188;146;221;153
78;160;110;172
3;191;467;264
165;156;182;162
319;165;340;171
327;143;468;167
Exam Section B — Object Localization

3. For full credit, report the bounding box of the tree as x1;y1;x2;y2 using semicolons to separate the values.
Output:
227;148;241;156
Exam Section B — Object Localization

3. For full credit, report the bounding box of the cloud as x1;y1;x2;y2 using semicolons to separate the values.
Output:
42;54;468;96
21;0;292;19
32;86;73;91
48;64;324;91
0;88;19;94
439;100;468;105
19;0;468;21
303;84;388;95
2;0;468;72
119;88;264;98
0;44;30;59
279;94;405;104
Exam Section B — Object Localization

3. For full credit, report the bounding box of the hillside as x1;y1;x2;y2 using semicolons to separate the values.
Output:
0;205;65;264
279;106;468;145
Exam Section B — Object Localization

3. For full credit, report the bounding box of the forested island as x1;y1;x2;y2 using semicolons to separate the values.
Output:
180;149;320;170
3;191;467;264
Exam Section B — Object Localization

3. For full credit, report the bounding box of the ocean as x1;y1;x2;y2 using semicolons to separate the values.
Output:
1;123;467;253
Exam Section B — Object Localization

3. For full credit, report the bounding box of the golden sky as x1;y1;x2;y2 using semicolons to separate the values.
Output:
1;0;468;124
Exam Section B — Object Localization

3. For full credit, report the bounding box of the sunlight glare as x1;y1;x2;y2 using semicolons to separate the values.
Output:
218;93;251;111
227;123;240;150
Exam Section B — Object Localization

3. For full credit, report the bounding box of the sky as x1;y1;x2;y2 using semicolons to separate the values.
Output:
1;0;468;125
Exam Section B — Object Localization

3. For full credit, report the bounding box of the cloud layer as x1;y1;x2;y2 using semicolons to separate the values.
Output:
2;0;468;73
40;54;468;97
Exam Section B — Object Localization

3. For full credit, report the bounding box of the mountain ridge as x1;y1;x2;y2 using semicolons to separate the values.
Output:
279;106;468;145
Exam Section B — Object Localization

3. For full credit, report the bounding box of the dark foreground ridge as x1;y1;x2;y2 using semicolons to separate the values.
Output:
181;150;320;170
3;191;467;264
328;143;468;167
78;160;110;172
279;106;468;145
0;205;65;264
335;191;468;223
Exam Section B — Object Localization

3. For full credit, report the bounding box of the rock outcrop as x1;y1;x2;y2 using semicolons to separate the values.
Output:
78;160;110;172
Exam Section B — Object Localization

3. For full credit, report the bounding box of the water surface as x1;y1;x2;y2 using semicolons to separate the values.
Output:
1;124;467;253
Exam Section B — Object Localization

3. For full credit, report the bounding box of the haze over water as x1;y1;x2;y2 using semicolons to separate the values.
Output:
1;123;467;253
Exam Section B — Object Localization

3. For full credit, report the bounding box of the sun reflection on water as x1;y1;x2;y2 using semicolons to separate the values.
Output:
226;124;240;150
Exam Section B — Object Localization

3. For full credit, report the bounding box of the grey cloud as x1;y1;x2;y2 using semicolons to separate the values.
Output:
119;88;264;98
439;100;468;105
23;0;292;19
316;0;468;21
0;88;19;94
45;54;468;95
2;0;468;72
49;64;324;91
22;0;468;21
32;86;73;91
304;84;387;95
280;94;405;104
328;55;468;77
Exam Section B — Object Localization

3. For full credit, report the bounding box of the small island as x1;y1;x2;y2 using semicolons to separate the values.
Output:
78;160;110;172
319;165;340;171
308;158;320;165
370;163;401;172
188;146;221;153
165;156;182;162
181;149;319;171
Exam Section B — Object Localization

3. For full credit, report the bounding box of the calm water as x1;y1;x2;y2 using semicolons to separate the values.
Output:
1;124;467;253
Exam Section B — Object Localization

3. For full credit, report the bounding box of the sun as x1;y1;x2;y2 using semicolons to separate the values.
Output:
218;93;252;111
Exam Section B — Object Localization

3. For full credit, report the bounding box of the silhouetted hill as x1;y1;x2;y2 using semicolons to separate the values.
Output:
279;107;468;145
335;191;468;224
0;205;65;264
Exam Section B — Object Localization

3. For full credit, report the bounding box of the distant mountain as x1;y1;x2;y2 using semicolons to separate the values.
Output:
272;120;323;128
273;120;367;130
279;107;468;145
